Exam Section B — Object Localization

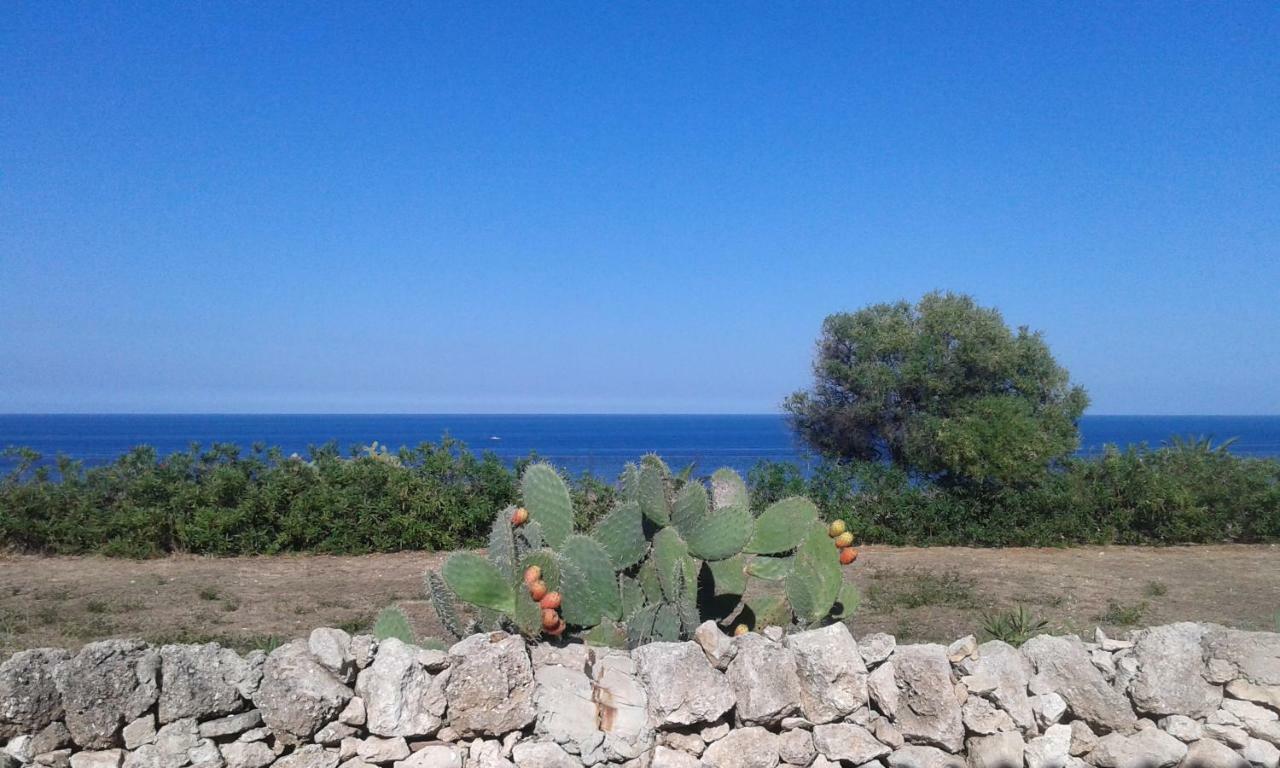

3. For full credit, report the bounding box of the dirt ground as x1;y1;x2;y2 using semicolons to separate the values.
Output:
2;544;1276;654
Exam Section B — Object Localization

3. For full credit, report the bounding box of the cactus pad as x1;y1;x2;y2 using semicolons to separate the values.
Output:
706;554;748;596
671;482;708;531
680;502;753;561
424;569;465;640
521;463;574;549
557;534;622;627
652;527;688;602
745;497;820;554
785;521;842;624
519;549;562;591
591;499;647;570
487;511;517;575
443;552;517;614
637;463;669;525
745;554;795;581
372;606;414;645
832;581;861;620
710;468;749;511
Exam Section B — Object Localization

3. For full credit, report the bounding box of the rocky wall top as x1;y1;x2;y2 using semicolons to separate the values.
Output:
2;622;1278;768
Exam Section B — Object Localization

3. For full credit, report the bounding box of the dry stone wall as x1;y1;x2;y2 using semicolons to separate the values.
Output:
2;622;1278;768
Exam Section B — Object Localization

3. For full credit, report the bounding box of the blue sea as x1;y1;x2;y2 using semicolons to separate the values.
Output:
1;414;1278;479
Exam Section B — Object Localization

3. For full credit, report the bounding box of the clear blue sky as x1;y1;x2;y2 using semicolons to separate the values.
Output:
2;3;1277;414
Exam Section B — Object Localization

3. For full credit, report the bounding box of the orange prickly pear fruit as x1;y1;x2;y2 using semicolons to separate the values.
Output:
529;580;548;601
541;608;560;630
839;548;856;565
539;592;562;609
828;520;847;538
733;624;749;637
523;565;541;585
546;619;566;636
511;507;529;526
834;532;854;548
845;548;859;563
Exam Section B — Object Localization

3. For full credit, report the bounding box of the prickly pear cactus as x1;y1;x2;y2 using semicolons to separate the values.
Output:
423;456;862;647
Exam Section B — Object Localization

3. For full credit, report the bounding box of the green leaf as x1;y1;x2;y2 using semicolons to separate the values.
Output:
591;500;647;570
558;534;622;627
745;554;795;581
744;593;793;628
626;604;660;647
522;463;574;550
745;497;820;554
652;527;688;602
706;554;748;596
710;468;749;511
443;553;516;614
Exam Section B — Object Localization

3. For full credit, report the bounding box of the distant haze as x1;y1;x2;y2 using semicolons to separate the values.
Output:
2;5;1277;414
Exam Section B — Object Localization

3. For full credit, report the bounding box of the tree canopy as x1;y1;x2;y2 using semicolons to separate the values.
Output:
784;292;1089;487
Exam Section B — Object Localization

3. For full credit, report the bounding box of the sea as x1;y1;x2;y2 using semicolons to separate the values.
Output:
2;414;1279;479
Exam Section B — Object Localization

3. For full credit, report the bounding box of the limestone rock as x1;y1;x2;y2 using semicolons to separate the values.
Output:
509;742;573;768
530;644;650;765
198;712;261;741
315;724;358;746
776;728;814;765
1227;681;1280;711
872;718;905;750
888;645;963;753
1181;739;1249;768
468;740;514;768
868;662;898;720
701;727;779;768
1240;738;1280;768
158;644;258;724
658;732;703;757
0;649;69;739
33;751;71;768
693;622;736;671
632;642;734;728
20;722;75;760
274;745;340;768
726;634;802;726
965;732;1024;768
55;640;160;749
1090;729;1187;768
1069;721;1097;757
860;634;896;668
885;745;964;768
443;633;536;737
962;697;1016;735
958;640;1036;734
69;751;123;768
1129;624;1221;718
338;699;366;728
1025;724;1071;768
1160;714;1202;742
188;739;222;768
356;737;410;764
810;724;889;765
1203;724;1252;749
350;637;377;671
253;640;353;745
1204;627;1280;688
946;636;977;664
309;630;355;683
1020;635;1135;733
786;624;869;725
218;742;275;768
355;638;448;739
1246;719;1280;748
650;746;697;768
123;716;157;750
1033;692;1068;728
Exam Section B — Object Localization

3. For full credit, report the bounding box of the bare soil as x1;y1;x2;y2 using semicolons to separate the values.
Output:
2;545;1276;654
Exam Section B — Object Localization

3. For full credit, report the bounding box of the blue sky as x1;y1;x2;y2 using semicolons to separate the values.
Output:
2;3;1277;414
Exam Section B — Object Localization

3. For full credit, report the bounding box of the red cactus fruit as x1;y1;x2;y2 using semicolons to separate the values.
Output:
539;592;562;609
523;565;542;585
839;548;856;565
529;580;548;601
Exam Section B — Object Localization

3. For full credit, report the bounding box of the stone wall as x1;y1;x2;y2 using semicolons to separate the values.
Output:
2;622;1278;768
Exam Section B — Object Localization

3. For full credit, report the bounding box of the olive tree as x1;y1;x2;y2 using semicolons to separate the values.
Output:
784;292;1088;487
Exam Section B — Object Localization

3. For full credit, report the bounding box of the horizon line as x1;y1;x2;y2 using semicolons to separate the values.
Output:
2;412;1280;418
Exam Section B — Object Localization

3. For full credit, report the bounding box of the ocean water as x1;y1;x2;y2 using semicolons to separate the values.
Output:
1;414;1278;480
